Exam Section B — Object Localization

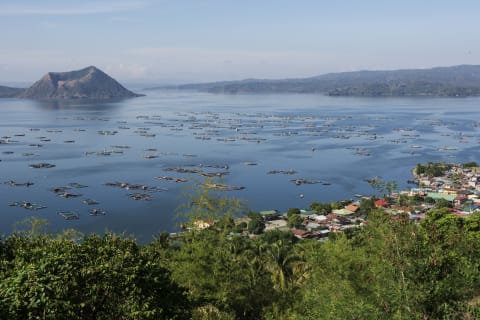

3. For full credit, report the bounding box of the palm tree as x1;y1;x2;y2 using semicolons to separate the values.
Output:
263;239;304;292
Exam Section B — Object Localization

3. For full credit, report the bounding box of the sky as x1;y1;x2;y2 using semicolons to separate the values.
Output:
1;0;479;85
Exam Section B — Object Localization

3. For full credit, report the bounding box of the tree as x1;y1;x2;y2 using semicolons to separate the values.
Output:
415;162;451;178
287;208;301;216
178;179;246;232
247;211;265;235
0;232;189;320
358;197;375;215
263;240;304;293
435;197;452;209
261;230;297;245
233;222;247;233
369;176;397;197
287;214;304;229
463;161;478;168
168;228;275;319
309;202;332;214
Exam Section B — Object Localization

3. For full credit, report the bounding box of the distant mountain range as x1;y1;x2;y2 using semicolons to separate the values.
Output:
0;66;142;99
155;65;480;97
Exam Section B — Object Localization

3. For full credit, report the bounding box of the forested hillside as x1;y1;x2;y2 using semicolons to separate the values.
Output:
163;65;480;97
1;188;480;319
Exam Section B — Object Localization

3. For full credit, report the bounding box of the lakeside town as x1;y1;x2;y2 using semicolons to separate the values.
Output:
192;162;480;240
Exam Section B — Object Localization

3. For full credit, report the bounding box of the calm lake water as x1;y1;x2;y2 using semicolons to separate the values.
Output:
1;90;479;241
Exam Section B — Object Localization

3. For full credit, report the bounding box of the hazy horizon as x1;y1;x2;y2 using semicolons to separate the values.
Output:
1;1;479;84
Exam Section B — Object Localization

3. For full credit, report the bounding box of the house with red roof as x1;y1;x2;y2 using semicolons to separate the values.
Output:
375;199;388;208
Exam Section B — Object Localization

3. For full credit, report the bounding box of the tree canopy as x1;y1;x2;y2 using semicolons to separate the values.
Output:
1;189;480;319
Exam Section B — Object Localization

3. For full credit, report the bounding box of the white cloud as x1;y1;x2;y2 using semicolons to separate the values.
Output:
105;63;147;79
0;1;147;16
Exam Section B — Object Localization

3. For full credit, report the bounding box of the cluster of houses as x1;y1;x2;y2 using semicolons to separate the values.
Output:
407;164;480;216
192;163;480;240
257;164;480;239
258;207;365;240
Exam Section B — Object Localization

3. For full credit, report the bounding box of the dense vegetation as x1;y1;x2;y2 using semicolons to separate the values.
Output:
1;187;480;319
415;162;452;178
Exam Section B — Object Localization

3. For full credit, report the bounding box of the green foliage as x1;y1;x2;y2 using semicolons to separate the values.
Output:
368;176;398;196
233;221;247;233
192;304;236;320
463;161;478;168
423;196;436;204
397;193;421;207
261;230;297;245
13;216;50;237
435;197;453;209
2;188;480;320
358;197;375;215
309;202;332;214
0;232;189;320
330;202;343;210
415;162;451;178
178;179;246;230
290;209;480;319
246;211;265;235
286;208;300;216
287;214;304;229
167;228;275;319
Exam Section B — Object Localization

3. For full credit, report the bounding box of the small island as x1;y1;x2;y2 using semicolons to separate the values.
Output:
0;66;143;100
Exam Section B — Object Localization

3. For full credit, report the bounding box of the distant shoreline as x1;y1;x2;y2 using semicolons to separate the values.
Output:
148;65;480;97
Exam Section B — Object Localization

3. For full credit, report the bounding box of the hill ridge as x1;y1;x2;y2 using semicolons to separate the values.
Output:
157;65;480;97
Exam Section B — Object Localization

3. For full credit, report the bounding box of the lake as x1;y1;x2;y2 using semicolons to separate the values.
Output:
1;90;479;242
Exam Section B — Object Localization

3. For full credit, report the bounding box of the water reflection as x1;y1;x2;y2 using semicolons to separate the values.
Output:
32;97;134;111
